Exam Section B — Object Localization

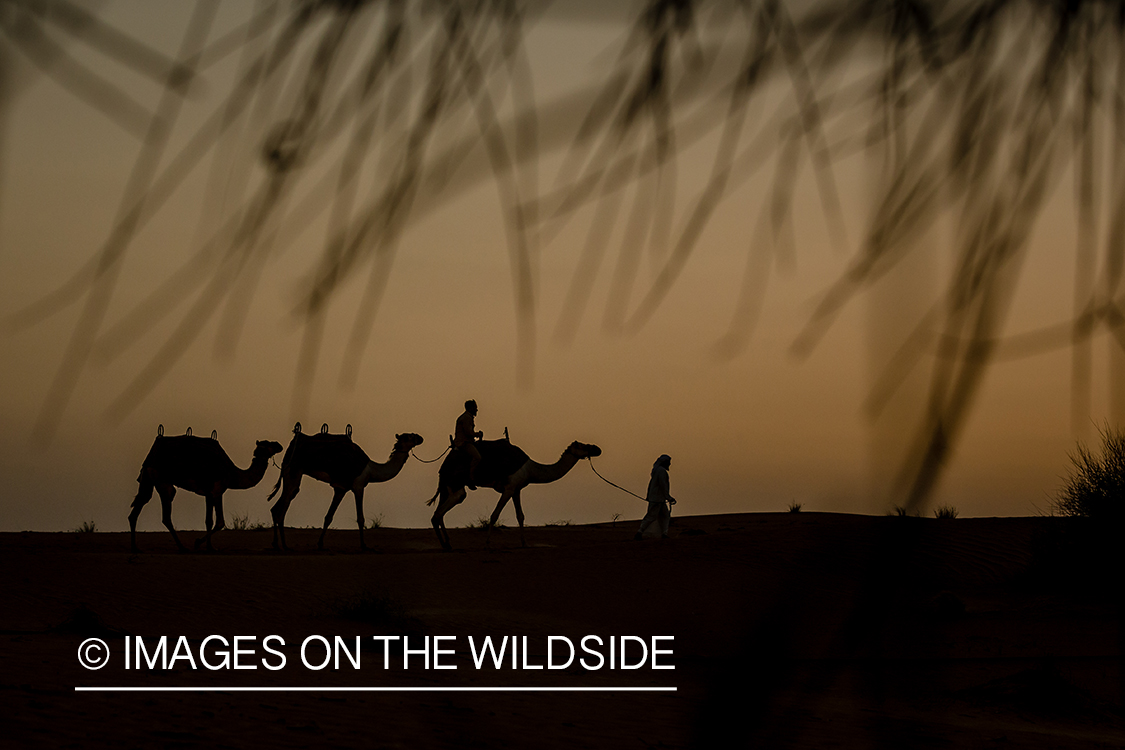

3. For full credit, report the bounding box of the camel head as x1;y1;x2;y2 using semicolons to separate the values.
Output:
393;433;425;453
254;440;284;461
567;441;602;459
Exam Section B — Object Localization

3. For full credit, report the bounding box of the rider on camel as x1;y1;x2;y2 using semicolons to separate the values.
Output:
455;399;483;489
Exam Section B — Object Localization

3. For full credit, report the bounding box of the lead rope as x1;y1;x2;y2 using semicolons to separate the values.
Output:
411;445;451;464
587;458;646;501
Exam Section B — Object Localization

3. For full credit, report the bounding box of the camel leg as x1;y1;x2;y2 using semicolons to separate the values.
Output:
271;476;301;551
354;487;367;551
213;497;226;545
128;474;155;553
196;493;225;551
512;489;527;548
195;498;214;551
429;499;449;551
430;487;465;552
486;490;514;548
272;497;290;551
447;487;468;550
430;495;451;551
157;485;187;553
317;487;348;551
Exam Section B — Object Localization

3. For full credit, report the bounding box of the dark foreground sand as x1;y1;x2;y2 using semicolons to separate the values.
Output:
2;512;1122;748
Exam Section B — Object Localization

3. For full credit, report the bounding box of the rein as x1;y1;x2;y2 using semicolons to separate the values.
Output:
587;458;646;501
411;445;451;464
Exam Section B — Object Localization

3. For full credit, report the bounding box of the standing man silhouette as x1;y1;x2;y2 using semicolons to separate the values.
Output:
455;400;484;490
635;454;676;540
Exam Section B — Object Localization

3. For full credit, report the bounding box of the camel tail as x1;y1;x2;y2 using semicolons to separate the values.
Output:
266;435;300;503
265;475;282;503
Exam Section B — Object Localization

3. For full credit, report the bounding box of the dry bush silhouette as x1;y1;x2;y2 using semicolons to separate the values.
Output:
1031;425;1124;593
464;513;504;530
230;512;268;531
4;0;1125;512
1053;423;1125;522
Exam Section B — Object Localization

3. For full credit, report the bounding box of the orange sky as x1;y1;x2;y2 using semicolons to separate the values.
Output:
0;1;1120;533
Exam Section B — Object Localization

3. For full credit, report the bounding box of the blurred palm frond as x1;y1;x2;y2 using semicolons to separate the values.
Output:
4;0;1125;511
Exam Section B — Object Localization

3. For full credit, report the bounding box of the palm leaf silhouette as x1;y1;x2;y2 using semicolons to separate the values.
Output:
4;0;1123;514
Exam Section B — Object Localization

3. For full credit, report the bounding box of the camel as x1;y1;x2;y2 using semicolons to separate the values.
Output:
427;437;602;551
129;426;283;553
266;423;424;550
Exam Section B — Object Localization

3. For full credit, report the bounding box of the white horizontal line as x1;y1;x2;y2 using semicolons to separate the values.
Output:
75;686;676;693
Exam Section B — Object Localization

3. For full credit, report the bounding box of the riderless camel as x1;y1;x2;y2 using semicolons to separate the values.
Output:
129;426;283;552
267;423;424;550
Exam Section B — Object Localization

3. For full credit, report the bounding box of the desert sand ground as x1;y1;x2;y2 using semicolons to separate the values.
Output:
2;512;1122;748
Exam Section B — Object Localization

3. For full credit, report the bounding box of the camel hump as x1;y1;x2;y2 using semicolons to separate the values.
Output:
141;431;235;474
478;439;529;469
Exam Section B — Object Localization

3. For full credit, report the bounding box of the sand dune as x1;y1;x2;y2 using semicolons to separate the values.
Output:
2;512;1121;748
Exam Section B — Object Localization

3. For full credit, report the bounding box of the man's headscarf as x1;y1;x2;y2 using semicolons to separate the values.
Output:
652;454;671;472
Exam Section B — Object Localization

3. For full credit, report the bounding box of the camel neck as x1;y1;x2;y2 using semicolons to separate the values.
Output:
361;448;410;484
526;450;579;484
230;455;270;490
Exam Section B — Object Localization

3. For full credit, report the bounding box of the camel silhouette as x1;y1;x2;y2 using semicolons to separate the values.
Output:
266;423;424;551
129;426;283;553
427;437;601;551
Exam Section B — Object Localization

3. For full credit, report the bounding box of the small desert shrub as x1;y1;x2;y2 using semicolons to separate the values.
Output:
545;519;572;527
933;505;959;519
230;513;268;531
611;512;622;527
366;514;384;530
788;502;802;513
73;520;97;533
1030;425;1125;592
464;515;505;530
1052;424;1125;522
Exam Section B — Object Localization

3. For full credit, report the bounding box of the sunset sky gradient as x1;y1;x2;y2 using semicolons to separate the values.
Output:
0;0;1120;533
